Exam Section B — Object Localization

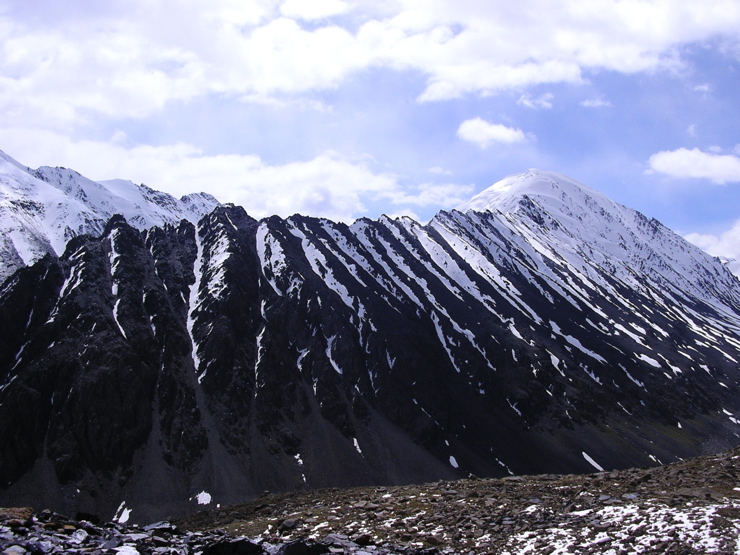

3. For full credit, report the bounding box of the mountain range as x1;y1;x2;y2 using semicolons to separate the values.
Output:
0;150;739;523
0;150;220;283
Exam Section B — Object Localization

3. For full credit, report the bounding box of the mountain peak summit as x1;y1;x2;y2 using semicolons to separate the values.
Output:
456;169;600;215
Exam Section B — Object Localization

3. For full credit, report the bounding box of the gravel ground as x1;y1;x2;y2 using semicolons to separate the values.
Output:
2;446;740;554
177;445;740;554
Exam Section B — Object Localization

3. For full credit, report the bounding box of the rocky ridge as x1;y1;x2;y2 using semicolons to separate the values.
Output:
3;447;740;554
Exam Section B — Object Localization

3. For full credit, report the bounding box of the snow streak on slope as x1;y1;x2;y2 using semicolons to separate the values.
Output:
350;220;424;309
202;222;232;302
188;228;205;382
256;223;291;296
260;172;740;396
109;229;127;339
288;221;355;311
430;211;547;320
450;170;740;372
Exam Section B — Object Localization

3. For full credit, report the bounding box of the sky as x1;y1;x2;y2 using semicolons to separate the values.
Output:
1;0;740;269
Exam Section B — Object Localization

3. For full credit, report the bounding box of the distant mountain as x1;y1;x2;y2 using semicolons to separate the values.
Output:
1;162;739;523
0;150;220;283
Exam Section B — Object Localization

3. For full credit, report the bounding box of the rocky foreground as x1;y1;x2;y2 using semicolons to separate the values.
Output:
3;446;740;554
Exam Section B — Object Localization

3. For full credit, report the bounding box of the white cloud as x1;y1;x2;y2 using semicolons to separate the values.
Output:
517;93;554;110
580;97;612;108
417;61;582;102
385;182;475;207
239;18;370;97
280;0;349;20
380;0;740;101
2;0;740;127
0;127;474;223
648;148;740;184
0;3;366;127
685;221;740;277
457;118;527;148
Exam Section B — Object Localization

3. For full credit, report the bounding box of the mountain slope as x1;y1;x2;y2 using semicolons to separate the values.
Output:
0;168;739;523
0;150;220;283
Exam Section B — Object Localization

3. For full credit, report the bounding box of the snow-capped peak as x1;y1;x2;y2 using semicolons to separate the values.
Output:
0;150;30;172
454;169;740;311
0;149;221;283
456;169;605;215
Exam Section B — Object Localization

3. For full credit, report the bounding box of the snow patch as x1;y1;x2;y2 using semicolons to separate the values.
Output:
187;228;204;376
637;354;661;368
353;437;363;456
325;335;342;374
113;501;131;524
114;547;140;555
582;451;604;471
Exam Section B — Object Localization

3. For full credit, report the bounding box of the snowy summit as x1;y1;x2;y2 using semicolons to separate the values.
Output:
0;150;220;282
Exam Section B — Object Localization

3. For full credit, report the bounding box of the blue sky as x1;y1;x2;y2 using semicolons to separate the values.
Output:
1;0;740;269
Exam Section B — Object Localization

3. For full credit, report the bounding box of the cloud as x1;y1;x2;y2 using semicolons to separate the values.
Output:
385;182;475;207
2;0;740;127
363;0;740;100
685;221;740;277
417;62;581;102
580;97;612;108
0;3;367;127
0;27;207;127
280;0;349;20
517;93;554;110
647;148;740;184
457;118;527;148
0;127;474;223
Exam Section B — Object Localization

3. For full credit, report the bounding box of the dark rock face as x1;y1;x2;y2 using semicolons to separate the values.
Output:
1;189;740;522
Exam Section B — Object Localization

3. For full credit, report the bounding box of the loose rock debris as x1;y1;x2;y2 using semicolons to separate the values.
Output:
4;446;740;554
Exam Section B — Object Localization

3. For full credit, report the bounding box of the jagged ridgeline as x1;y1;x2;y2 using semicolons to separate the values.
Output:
1;162;740;523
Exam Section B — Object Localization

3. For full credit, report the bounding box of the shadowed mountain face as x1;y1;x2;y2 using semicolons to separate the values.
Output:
1;169;739;523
